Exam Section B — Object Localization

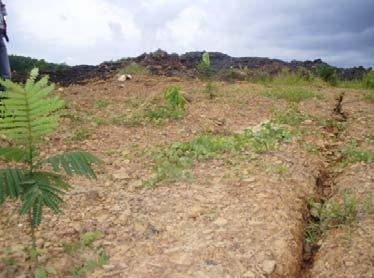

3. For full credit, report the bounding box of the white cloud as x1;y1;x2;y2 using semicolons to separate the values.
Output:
5;0;374;67
11;0;141;47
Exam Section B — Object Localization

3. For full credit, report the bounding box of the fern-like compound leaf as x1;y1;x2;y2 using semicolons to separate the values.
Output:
19;172;67;227
40;151;102;179
0;147;29;162
0;68;65;145
0;168;24;204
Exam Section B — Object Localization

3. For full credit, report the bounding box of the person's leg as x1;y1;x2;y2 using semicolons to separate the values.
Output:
0;33;10;80
0;34;9;117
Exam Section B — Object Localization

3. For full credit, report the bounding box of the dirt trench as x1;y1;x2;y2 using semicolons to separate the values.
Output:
301;90;373;277
300;92;348;275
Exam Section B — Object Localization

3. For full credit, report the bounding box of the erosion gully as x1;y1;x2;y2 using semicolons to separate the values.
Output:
299;92;347;277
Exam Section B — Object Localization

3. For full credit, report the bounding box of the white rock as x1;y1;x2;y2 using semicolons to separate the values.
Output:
262;260;276;275
113;168;130;180
118;74;133;82
213;217;228;226
243;270;256;277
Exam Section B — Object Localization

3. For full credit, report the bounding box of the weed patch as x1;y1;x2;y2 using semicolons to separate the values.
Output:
272;105;309;127
61;232;108;277
363;91;374;103
342;141;374;164
68;128;91;141
146;123;291;185
305;191;358;245
261;87;320;103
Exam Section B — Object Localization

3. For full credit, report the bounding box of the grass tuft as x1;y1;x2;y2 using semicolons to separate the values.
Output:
261;87;320;103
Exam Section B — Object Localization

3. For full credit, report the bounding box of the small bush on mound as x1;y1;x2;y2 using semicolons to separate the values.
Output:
317;64;337;86
0;69;102;271
123;62;148;74
247;69;272;83
261;87;320;103
220;67;248;82
144;86;187;123
365;71;374;89
196;52;214;80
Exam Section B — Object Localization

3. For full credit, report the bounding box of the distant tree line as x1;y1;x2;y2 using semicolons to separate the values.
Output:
9;55;70;73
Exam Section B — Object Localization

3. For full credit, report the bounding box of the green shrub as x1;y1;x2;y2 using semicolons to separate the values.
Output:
317;65;337;86
197;52;214;80
204;81;217;99
0;69;102;262
163;86;186;110
365;71;374;89
144;86;186;123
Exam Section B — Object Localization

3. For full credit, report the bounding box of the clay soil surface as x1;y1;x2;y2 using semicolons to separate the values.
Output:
0;75;373;277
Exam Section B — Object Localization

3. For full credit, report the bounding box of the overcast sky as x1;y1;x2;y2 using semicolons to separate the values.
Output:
7;0;374;67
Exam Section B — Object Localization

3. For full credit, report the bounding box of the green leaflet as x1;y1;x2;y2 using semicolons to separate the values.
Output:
0;69;64;145
40;151;103;179
0;169;25;204
0;147;29;162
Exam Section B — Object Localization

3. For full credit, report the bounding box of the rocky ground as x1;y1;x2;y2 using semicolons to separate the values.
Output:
11;50;372;86
0;74;373;277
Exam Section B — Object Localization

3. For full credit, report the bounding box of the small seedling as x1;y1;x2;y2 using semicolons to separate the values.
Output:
144;86;187;123
0;69;103;268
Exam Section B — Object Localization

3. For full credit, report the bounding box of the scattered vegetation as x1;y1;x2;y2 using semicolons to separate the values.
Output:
272;104;309;127
68;128;91;141
261;87;320;103
271;68;314;86
62;232;109;277
342;141;374;164
146;123;291;185
305;191;358;245
0;69;102;270
363;91;374;103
